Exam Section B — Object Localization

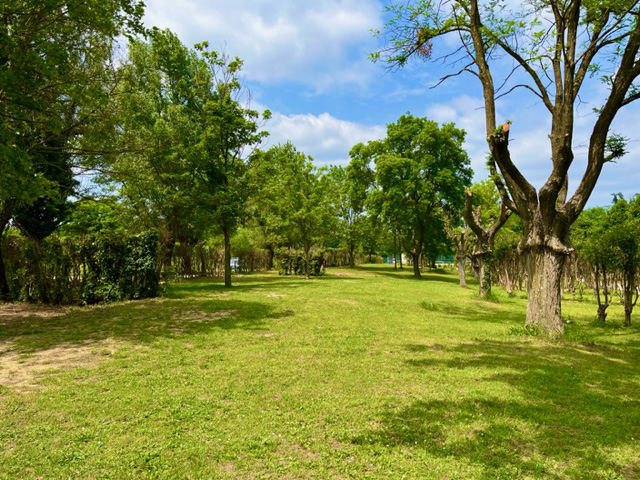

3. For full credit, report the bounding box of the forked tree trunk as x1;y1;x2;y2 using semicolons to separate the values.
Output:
525;247;566;335
223;227;232;288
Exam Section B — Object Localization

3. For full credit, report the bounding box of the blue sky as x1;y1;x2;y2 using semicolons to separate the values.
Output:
143;0;639;208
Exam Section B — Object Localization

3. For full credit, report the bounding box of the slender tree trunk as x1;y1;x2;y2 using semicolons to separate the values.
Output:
0;201;14;301
348;243;355;268
623;269;635;327
393;235;397;269
223;227;232;288
32;240;50;303
475;254;491;297
267;245;275;270
163;236;175;277
304;246;311;279
0;229;11;301
525;247;566;335
199;243;207;276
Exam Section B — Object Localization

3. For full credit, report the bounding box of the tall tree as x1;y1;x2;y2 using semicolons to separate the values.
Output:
253;143;334;279
0;0;145;300
374;0;639;334
111;29;206;275
352;114;472;278
324;165;367;267
190;44;269;287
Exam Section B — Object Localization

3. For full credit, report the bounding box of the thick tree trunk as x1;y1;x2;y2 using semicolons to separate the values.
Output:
411;252;421;278
348;244;355;268
525;247;566;335
476;255;491;297
223;227;232;288
456;255;466;287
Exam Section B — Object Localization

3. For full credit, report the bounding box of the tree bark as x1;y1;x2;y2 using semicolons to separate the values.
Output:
223;226;232;288
476;254;491;297
525;247;567;335
162;235;175;277
304;245;311;279
623;268;636;326
393;235;397;269
411;252;421;278
456;255;466;287
0;201;14;301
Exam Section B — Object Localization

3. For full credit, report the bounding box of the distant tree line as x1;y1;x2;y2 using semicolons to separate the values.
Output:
2;1;638;332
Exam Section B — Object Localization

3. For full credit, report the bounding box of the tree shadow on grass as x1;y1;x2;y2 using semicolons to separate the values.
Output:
0;296;293;354
367;268;462;285
166;274;360;299
354;339;640;478
419;301;527;326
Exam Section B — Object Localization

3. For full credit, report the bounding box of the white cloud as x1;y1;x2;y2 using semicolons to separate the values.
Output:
143;0;382;92
263;111;385;165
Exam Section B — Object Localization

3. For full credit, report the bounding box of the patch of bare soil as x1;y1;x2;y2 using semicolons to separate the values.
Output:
0;303;67;324
174;309;237;323
0;338;125;392
265;292;285;298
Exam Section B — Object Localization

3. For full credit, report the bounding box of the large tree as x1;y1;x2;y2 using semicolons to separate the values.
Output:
190;44;269;287
252;142;334;279
0;0;145;300
110;29;206;275
374;0;639;334
352;114;472;278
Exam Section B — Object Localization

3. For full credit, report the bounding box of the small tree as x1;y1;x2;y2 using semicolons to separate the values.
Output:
605;196;640;325
464;181;511;297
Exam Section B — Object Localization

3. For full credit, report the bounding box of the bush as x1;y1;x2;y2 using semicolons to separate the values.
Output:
3;230;160;305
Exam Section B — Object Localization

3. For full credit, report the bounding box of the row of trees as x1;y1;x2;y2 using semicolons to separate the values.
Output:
372;0;640;334
3;0;639;336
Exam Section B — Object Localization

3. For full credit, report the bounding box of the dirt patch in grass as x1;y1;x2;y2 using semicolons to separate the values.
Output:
176;310;237;323
0;338;125;392
266;293;285;298
0;304;67;324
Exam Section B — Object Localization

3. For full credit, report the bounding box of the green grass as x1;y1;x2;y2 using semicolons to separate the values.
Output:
1;264;639;479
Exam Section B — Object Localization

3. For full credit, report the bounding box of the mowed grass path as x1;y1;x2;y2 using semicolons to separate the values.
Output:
1;265;639;479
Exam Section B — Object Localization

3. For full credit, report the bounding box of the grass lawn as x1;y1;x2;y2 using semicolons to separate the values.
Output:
1;264;639;479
